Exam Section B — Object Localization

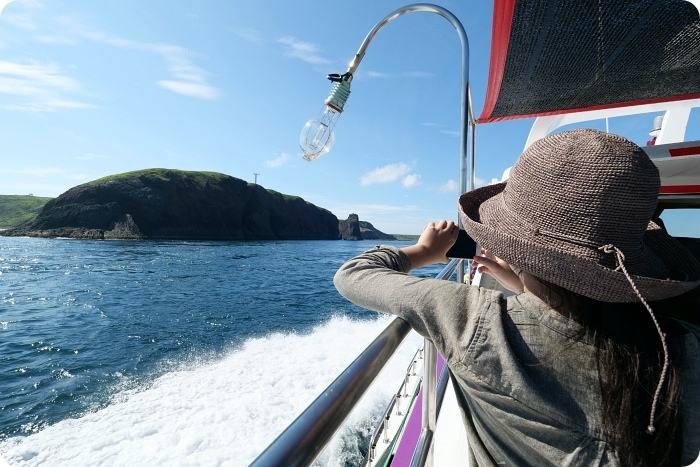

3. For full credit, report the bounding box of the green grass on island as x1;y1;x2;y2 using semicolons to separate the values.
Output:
87;168;230;188
0;195;53;228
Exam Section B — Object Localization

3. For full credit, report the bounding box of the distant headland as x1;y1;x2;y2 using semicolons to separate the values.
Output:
0;169;397;241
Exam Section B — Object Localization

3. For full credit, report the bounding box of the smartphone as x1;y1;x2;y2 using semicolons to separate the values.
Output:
446;229;477;259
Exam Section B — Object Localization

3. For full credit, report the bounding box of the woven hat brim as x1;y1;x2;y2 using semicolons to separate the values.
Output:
459;184;700;303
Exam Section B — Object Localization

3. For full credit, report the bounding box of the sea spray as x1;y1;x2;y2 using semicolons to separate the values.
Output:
0;315;423;466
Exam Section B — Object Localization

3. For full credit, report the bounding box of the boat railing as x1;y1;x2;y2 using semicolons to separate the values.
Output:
250;258;464;467
366;346;424;463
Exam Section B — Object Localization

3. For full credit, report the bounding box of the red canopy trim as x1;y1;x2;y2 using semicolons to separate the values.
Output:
477;0;516;124
479;93;700;124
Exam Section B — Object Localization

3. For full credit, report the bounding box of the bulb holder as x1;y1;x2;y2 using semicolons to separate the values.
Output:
325;74;352;113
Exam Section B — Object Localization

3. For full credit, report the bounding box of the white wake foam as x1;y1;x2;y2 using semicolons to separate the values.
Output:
0;315;422;466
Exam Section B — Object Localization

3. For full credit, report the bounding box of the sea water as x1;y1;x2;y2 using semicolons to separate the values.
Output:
0;237;435;466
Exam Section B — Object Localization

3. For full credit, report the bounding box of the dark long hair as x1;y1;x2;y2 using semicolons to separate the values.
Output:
533;279;699;466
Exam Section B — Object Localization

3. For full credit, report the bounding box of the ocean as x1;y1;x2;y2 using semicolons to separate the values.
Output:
0;237;432;466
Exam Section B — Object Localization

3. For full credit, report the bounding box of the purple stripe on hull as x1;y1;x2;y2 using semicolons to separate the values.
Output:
390;354;445;465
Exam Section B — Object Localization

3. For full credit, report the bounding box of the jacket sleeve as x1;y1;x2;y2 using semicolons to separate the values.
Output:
334;245;497;359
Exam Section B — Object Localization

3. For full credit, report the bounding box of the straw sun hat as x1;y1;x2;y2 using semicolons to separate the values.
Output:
459;128;700;303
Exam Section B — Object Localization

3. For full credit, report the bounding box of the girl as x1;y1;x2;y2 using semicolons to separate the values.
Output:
335;129;700;466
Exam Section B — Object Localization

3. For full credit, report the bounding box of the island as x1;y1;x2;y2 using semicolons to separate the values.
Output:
0;169;396;241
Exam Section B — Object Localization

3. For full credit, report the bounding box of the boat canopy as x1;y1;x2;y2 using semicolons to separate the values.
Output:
478;0;700;123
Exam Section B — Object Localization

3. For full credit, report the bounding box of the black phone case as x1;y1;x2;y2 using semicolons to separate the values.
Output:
446;230;477;259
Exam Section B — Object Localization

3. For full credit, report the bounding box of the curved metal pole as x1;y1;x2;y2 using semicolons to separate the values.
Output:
343;6;472;466
346;3;472;194
345;3;472;286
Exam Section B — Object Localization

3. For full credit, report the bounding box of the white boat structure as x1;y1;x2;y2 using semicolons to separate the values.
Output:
253;1;700;466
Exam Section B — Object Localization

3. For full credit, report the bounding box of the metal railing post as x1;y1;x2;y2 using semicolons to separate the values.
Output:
420;340;438;467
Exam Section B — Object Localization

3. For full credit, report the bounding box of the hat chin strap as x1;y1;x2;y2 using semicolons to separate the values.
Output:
599;244;669;435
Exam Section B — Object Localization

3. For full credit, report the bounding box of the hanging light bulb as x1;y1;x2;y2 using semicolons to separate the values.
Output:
300;73;352;161
300;109;337;161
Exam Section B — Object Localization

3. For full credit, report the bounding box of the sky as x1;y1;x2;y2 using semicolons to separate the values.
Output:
0;0;698;235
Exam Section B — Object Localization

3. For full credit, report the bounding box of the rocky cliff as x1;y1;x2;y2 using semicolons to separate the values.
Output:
339;213;396;241
1;169;339;240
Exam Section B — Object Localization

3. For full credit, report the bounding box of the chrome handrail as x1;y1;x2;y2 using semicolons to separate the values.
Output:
249;259;462;467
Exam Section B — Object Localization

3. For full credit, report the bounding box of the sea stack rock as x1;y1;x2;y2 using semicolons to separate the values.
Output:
339;213;396;240
339;213;363;240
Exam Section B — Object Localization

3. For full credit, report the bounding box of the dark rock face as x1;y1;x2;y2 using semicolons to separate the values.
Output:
1;169;340;240
339;213;396;241
359;221;397;240
339;213;363;240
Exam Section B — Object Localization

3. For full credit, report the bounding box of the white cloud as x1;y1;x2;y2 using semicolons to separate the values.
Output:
141;44;223;100
0;0;14;17
3;99;95;112
0;0;37;29
157;80;221;100
0;17;223;108
1;4;222;102
151;43;209;84
402;173;420;188
265;153;290;168
360;163;412;186
0;60;96;111
84;33;223;100
278;36;331;65
438;176;489;194
30;16;223;102
438;179;459;193
0;60;79;93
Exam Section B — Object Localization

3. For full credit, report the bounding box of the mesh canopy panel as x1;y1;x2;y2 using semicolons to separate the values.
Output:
478;0;700;123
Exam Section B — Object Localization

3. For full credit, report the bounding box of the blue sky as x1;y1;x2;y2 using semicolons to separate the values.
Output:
0;0;697;235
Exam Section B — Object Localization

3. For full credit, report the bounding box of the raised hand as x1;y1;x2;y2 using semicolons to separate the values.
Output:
402;220;459;270
472;249;524;294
